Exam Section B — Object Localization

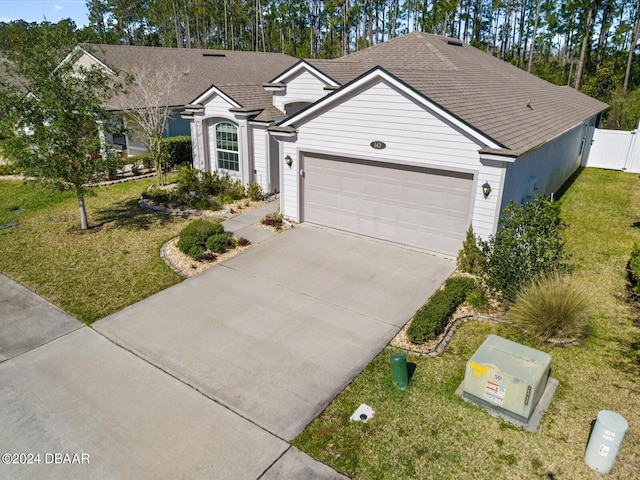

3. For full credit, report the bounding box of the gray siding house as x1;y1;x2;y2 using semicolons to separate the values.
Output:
265;33;607;256
72;34;606;257
68;44;297;194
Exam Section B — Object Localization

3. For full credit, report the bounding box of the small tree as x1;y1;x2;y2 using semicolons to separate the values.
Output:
0;33;121;230
121;63;187;186
456;225;483;275
478;195;569;301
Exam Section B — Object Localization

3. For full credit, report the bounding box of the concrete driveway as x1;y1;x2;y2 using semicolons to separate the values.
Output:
1;225;455;479
95;225;455;441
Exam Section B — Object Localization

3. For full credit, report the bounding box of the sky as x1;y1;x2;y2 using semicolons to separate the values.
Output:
0;1;89;26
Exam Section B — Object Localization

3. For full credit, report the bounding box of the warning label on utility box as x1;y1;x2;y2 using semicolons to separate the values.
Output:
484;381;506;405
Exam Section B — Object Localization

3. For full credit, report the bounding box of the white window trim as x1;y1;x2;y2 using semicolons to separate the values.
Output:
215;121;240;173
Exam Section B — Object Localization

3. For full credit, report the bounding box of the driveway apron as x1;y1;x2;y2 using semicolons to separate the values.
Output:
95;225;456;441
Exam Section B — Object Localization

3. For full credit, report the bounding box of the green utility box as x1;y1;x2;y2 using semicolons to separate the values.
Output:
463;335;551;422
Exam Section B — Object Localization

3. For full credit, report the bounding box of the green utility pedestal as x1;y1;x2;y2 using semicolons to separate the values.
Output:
390;353;408;390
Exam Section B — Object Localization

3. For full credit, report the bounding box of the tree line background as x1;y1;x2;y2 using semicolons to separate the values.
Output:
1;0;639;128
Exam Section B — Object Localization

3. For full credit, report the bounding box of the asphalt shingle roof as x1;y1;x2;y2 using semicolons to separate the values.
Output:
306;32;608;157
83;44;297;118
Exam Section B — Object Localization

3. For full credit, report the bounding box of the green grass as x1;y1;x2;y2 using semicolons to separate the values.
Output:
293;168;640;479
0;177;189;323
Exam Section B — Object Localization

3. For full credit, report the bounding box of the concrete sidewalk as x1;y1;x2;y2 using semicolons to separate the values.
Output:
221;199;280;245
0;273;81;363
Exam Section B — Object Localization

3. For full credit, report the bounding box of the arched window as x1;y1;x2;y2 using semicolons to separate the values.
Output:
215;122;239;171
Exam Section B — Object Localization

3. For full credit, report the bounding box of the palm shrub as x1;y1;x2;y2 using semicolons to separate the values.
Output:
177;220;224;260
506;273;590;342
478;195;570;301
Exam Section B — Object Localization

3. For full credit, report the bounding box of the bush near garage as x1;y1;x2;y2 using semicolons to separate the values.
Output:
477;194;570;301
177;220;224;261
407;276;476;344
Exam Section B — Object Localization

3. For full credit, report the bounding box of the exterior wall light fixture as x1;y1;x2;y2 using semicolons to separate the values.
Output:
285;155;293;167
482;182;492;199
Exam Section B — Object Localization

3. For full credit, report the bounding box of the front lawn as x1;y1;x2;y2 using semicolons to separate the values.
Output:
0;177;189;323
294;168;640;479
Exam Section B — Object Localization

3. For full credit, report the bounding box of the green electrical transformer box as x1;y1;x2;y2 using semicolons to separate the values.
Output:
463;335;551;422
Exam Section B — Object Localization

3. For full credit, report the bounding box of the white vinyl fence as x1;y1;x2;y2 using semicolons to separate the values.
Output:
585;120;640;172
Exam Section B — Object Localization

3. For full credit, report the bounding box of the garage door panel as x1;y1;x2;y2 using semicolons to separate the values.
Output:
303;155;473;255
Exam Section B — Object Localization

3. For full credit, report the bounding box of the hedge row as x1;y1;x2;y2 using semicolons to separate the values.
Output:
161;136;192;168
628;241;640;296
128;136;192;171
406;276;476;344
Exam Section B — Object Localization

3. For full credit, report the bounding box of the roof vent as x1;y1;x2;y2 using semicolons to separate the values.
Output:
202;52;226;57
447;38;463;47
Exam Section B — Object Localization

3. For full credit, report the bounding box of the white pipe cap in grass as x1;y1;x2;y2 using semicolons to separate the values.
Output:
349;404;374;423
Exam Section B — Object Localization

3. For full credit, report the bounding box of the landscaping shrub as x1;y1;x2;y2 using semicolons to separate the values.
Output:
102;152;127;180
262;210;284;229
226;178;245;200
506;272;590;342
235;237;251;247
177;220;224;260
407;276;476;344
456;225;483;275
176;164;200;193
205;233;233;254
160;136;192;169
478;195;569;301
627;241;640;296
0;164;17;175
246;182;264;201
466;283;491;311
200;170;226;196
143;186;174;204
128;153;154;170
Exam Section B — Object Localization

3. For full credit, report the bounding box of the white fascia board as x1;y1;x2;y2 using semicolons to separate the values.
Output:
479;153;517;163
267;130;297;138
270;60;340;87
191;85;242;108
279;67;502;150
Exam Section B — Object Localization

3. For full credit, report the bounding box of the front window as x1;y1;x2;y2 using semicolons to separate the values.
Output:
216;122;239;171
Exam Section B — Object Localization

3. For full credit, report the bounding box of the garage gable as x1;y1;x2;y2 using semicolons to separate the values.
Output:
276;69;505;255
286;75;488;175
280;67;501;151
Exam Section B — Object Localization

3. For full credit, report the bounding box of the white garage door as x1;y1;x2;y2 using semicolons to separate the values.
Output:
302;154;474;255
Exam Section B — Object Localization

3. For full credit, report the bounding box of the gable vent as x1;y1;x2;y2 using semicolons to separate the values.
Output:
202;52;226;57
447;38;463;47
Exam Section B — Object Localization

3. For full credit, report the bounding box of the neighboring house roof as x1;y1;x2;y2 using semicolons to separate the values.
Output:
301;32;608;157
80;44;297;119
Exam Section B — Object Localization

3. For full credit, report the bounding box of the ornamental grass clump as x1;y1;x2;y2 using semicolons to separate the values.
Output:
506;273;590;343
